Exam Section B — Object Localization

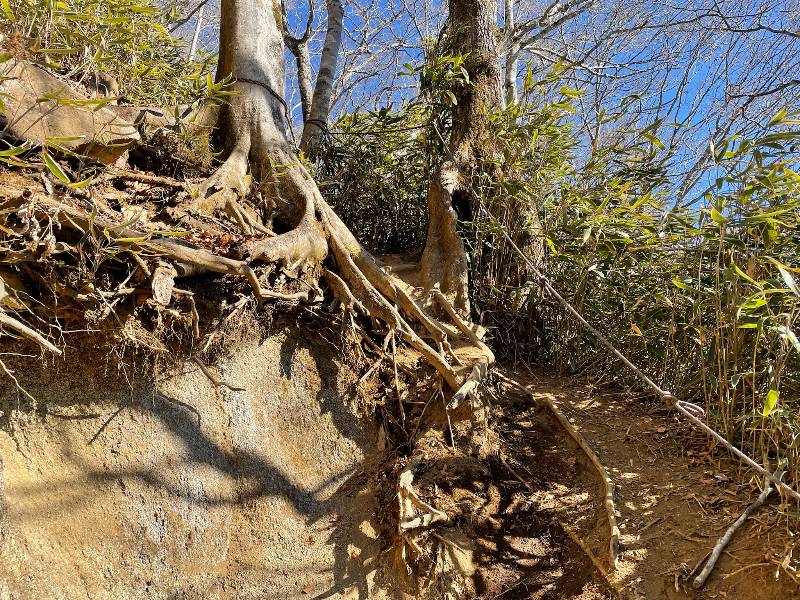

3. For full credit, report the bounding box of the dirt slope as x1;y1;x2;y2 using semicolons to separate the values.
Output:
0;325;385;599
1;325;798;600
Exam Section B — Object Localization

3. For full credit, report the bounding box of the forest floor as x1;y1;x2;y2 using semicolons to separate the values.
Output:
468;366;800;600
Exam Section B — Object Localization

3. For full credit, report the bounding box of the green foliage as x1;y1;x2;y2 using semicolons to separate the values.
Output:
534;108;800;484
0;0;217;106
324;58;800;487
315;53;472;254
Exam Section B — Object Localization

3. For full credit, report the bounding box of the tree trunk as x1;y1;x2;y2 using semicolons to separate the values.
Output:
420;0;503;315
217;0;291;161
283;0;315;123
193;0;475;392
188;3;205;59
299;0;344;158
503;0;518;105
287;38;314;122
194;0;299;218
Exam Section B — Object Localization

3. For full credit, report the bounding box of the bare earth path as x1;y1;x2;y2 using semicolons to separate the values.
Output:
479;367;800;599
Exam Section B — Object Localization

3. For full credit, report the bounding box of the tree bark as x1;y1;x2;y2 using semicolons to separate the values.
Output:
503;0;518;105
194;0;296;217
286;38;314;122
216;0;291;160
283;0;315;122
299;0;344;158
420;0;503;315
188;3;205;59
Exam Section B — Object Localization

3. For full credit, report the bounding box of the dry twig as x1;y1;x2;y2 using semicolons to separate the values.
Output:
693;482;772;589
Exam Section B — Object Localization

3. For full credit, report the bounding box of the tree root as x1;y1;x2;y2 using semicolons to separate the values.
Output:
323;269;365;313
108;169;187;188
398;460;449;531
4;154;494;398
537;391;620;569
191;140;252;216
434;287;494;410
243;192;327;266
0;310;62;355
559;521;620;594
191;356;246;392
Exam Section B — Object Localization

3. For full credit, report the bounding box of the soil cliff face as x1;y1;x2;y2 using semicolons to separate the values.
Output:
0;326;382;599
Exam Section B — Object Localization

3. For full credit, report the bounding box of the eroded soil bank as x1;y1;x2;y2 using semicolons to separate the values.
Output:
0;325;386;599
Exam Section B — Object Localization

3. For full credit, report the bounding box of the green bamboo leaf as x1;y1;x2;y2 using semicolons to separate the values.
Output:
641;132;665;150
778;326;800;354
672;277;691;290
0;142;30;157
114;236;148;243
762;389;779;417
67;177;97;189
767;107;788;128
0;0;15;22
41;150;70;184
708;207;727;224
765;257;800;297
732;262;761;287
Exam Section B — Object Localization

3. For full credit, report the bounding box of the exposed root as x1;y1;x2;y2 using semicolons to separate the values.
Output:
431;286;490;355
191;140;252;216
3;148;491;404
9;189;268;302
191;356;246;392
108;169;186;188
447;361;489;411
242;191;327;266
537;391;620;569
323;269;365;313
0;310;62;355
559;521;620;594
398;461;449;531
316;194;467;389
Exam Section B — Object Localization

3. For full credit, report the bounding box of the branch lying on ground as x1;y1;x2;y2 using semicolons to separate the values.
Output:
693;482;772;589
502;376;619;569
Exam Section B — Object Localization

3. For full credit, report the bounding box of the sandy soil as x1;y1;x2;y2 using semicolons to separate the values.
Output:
0;325;385;599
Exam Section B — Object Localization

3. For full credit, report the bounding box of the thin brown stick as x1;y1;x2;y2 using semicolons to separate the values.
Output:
559;521;620;593
693;483;772;589
107;169;186;188
390;333;406;428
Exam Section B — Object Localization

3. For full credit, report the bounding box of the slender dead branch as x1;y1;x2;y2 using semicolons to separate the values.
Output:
537;390;619;568
693;483;772;589
107;169;187;188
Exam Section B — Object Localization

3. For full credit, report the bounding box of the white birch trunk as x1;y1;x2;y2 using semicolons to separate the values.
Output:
299;0;344;157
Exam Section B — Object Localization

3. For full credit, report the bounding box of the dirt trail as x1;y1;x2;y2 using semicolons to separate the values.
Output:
480;367;800;599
